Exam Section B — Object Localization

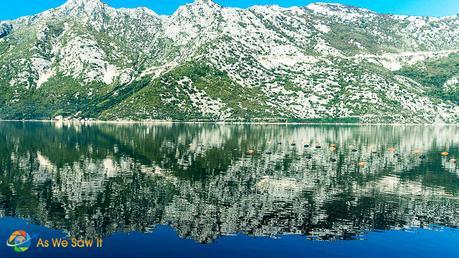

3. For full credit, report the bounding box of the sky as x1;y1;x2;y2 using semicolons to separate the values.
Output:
1;0;459;20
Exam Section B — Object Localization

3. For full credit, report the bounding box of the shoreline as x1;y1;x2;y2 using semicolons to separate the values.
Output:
0;119;458;126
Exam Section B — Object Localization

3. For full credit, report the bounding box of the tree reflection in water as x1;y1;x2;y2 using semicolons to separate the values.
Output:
0;121;457;243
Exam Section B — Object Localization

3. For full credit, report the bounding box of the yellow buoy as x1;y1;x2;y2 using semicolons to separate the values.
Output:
246;149;256;155
441;152;449;156
358;161;367;167
413;149;423;155
330;144;337;148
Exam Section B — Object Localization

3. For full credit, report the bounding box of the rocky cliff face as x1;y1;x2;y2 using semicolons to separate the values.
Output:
0;0;458;122
0;22;12;38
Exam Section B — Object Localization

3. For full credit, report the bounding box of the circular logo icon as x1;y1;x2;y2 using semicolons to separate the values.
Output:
6;230;32;252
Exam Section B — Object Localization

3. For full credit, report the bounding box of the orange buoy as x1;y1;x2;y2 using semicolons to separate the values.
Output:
388;147;396;153
441;152;449;156
358;161;367;167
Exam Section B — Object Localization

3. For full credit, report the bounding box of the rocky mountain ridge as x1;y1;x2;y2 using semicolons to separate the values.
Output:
0;0;458;123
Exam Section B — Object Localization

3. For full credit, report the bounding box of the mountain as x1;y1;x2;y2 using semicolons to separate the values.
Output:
0;0;458;123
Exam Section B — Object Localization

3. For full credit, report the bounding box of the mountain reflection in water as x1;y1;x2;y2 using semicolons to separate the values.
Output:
0;122;457;243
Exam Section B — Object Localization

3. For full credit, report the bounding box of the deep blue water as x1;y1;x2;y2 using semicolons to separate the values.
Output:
0;218;458;258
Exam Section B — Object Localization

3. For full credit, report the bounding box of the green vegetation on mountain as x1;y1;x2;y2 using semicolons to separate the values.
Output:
101;63;278;120
396;53;459;104
0;74;116;119
0;0;458;123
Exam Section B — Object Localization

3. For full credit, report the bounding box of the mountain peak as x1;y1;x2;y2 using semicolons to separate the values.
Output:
191;0;221;8
64;0;103;6
173;0;221;17
306;2;375;16
61;0;105;11
57;0;109;18
194;0;216;4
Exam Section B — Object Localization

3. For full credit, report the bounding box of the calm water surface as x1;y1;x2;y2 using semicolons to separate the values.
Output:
0;122;457;257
